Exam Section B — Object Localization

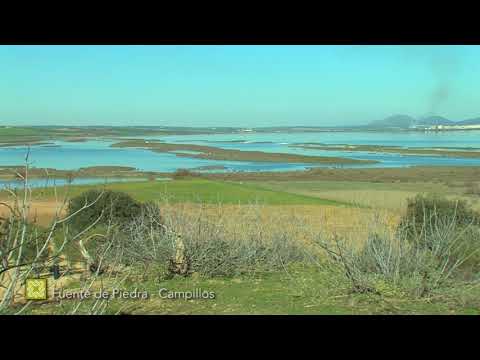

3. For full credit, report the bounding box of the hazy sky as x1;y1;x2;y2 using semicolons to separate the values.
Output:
1;45;479;127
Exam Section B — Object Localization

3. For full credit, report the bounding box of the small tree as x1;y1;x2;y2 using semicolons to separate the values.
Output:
65;172;76;185
172;169;195;180
67;190;143;232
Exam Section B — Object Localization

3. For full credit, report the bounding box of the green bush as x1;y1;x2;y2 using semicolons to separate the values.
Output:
67;190;143;232
398;194;480;243
172;168;196;179
396;194;480;279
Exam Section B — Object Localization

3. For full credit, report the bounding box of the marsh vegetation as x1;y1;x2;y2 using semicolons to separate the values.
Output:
111;140;378;165
1;161;480;315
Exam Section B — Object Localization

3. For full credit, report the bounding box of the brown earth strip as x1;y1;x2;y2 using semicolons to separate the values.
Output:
202;166;480;184
111;140;378;165
291;143;480;158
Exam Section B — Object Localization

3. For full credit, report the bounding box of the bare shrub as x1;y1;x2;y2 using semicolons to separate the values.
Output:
398;194;480;243
105;203;171;279
397;194;480;276
169;203;308;277
111;201;309;279
314;212;480;298
0;151;128;314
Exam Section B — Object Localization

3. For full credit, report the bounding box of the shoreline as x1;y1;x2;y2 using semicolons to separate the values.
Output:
1;165;479;185
110;140;379;165
291;143;480;158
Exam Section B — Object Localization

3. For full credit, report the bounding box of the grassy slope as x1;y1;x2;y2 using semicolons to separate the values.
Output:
247;180;480;211
25;178;350;206
249;180;449;193
7;177;480;315
247;180;445;210
25;265;480;315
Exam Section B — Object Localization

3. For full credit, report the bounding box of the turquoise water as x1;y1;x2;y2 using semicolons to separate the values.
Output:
159;130;480;149
0;131;479;174
0;177;152;189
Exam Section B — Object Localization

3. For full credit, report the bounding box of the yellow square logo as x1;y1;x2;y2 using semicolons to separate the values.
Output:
25;278;47;300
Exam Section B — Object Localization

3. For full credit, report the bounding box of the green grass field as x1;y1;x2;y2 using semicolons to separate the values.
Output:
28;178;352;206
0;127;51;138
243;180;480;211
246;180;444;210
22;264;480;315
0;126;220;147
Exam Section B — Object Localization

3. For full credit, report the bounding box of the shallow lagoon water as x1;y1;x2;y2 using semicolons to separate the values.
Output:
157;130;480;149
0;177;153;190
0;131;479;176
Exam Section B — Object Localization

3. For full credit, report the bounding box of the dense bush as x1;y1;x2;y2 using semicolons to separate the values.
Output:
172;168;196;179
398;194;480;244
67;190;162;232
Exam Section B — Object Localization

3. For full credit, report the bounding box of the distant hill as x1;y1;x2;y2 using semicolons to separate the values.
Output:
416;116;455;126
369;114;416;128
368;114;480;129
457;117;480;126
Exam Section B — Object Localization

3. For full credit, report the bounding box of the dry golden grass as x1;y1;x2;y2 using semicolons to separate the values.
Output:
301;188;480;213
300;189;415;211
249;179;480;213
1;200;402;307
0;200;66;227
159;202;400;246
0;199;401;244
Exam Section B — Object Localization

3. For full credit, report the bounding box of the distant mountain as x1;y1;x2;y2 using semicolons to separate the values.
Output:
416;116;455;126
457;117;480;126
368;114;416;128
368;114;480;129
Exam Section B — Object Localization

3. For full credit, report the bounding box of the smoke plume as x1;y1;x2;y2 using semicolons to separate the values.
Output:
428;53;459;115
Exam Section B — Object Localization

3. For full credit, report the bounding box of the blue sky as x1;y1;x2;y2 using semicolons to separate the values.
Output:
1;45;479;127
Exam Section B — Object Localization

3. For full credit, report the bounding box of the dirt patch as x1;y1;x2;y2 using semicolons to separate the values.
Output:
0;200;67;227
